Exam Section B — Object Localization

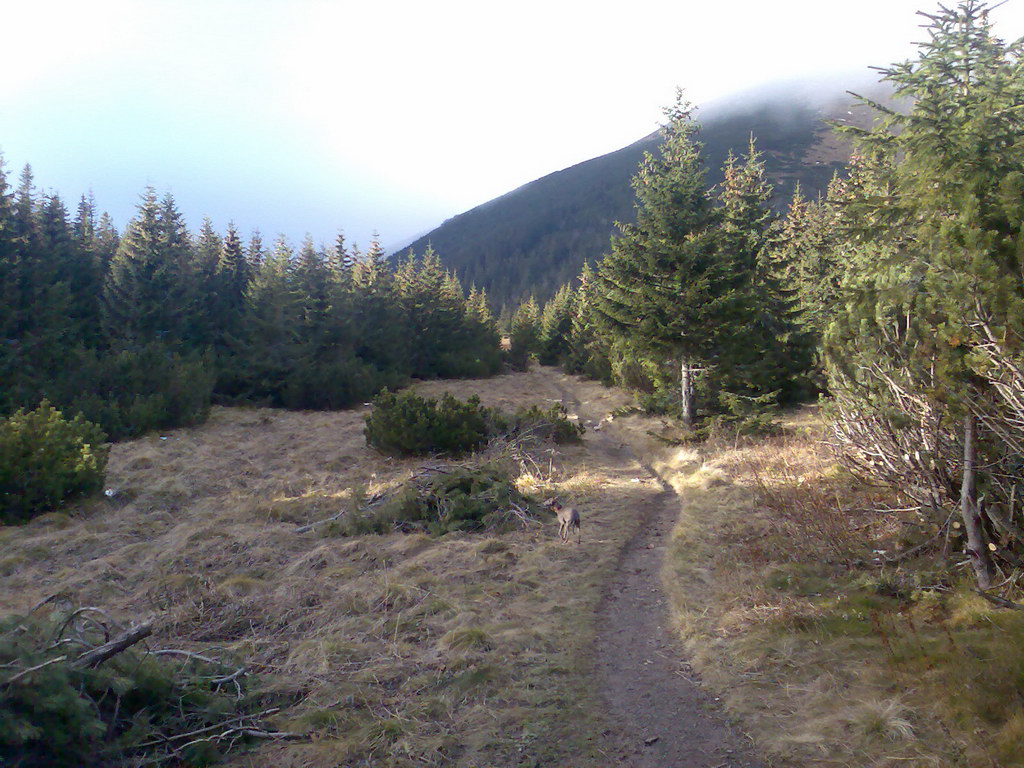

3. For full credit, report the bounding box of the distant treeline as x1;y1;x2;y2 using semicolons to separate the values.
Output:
0;173;501;440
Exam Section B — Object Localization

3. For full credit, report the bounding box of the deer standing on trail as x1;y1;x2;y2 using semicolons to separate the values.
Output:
545;498;581;544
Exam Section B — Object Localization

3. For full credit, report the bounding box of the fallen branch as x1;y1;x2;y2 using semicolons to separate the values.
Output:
72;621;154;669
880;530;945;564
507;501;542;528
152;649;247;696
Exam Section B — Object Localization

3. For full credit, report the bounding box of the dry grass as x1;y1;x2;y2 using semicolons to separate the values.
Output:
602;404;1024;768
0;368;647;767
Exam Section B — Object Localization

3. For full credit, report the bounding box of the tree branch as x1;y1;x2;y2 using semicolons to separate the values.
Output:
71;621;154;669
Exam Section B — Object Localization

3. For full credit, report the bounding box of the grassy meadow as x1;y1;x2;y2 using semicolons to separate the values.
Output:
0;369;653;766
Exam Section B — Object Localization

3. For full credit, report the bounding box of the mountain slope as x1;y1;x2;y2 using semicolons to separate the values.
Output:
402;81;882;307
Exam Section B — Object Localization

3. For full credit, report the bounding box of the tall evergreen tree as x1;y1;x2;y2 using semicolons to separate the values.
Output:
593;93;734;425
210;221;249;352
103;188;190;346
716;141;811;403
246;229;266;270
539;283;575;366
508;296;541;371
292;235;331;333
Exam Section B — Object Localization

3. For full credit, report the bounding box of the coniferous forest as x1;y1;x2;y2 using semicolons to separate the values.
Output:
0;172;502;443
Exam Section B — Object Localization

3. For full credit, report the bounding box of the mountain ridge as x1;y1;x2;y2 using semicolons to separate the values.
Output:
400;77;887;307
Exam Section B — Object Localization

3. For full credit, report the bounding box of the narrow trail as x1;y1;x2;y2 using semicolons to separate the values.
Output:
557;377;762;768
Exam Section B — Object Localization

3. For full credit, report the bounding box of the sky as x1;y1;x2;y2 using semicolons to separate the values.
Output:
4;0;1024;252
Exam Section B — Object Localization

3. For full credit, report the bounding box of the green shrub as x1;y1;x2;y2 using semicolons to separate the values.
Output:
340;465;535;536
0;606;262;767
704;391;781;440
282;357;406;411
0;402;108;524
55;343;215;440
364;390;494;457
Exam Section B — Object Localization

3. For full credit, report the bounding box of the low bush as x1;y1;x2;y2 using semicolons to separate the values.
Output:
502;403;584;444
281;357;406;411
0;402;108;524
56;343;215;441
364;390;495;457
704;391;781;440
0;604;267;767
339;465;537;536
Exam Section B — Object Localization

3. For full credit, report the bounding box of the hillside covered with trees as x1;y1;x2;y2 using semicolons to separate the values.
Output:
401;83;881;307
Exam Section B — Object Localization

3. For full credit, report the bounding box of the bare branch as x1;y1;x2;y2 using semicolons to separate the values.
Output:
72;621;154;669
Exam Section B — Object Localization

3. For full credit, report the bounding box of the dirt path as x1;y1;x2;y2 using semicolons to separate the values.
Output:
557;376;763;768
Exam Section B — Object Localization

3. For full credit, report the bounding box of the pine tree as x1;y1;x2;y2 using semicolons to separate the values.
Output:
226;239;299;404
246;229;266;270
715;140;811;405
103;188;191;346
210;221;249;352
185;217;222;347
824;1;1024;587
39;193;101;348
771;181;844;345
93;213;120;270
0;159;29;412
354;233;387;289
328;231;355;285
539;283;575;366
593;93;734;425
395;247;469;378
292;236;331;333
508;297;540;371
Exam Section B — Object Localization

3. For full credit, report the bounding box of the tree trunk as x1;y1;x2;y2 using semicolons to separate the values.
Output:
680;357;696;428
961;412;997;590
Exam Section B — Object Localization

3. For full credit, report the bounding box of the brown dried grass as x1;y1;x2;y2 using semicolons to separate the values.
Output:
601;404;1024;768
0;368;646;767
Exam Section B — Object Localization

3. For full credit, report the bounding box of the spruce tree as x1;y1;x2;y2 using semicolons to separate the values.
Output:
246;229;266;270
292;236;331;333
209;221;248;354
103;188;190;346
0;159;28;412
716;141;811;404
227;238;299;404
593;93;733;425
539;283;575;366
508;297;540;371
824;1;1024;587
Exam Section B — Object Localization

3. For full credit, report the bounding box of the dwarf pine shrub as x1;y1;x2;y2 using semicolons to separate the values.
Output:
0;607;261;767
59;343;215;440
503;403;584;444
340;464;535;536
0;402;108;524
364;390;494;457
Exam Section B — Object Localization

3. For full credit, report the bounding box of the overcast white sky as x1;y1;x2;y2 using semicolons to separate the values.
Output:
3;0;1023;250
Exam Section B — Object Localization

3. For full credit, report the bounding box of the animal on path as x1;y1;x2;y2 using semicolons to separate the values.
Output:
545;498;581;544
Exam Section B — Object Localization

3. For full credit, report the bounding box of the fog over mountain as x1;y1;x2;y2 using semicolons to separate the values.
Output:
398;75;890;308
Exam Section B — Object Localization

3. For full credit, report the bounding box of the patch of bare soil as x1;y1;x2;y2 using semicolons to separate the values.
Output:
554;377;762;767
